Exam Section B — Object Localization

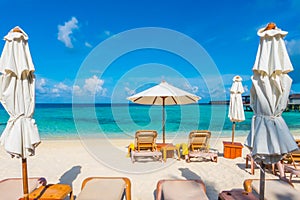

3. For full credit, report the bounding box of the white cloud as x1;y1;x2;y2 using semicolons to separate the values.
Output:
73;85;83;96
83;75;105;95
104;30;111;36
286;39;300;55
125;87;135;96
35;77;73;101
243;85;249;94
36;78;48;94
191;86;199;93
51;82;71;97
57;17;79;48
183;82;198;93
72;76;107;98
85;42;92;48
99;30;113;39
55;82;69;91
35;77;107;102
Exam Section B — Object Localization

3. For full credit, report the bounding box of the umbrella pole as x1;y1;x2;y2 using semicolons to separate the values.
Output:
231;122;236;144
22;158;29;200
259;161;265;200
162;97;166;144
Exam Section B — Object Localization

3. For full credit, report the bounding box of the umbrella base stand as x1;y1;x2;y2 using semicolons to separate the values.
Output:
22;158;29;200
259;162;265;200
223;141;243;159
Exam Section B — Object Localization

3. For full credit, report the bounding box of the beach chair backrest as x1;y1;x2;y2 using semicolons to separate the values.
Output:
290;150;300;169
283;139;300;167
135;130;158;151
188;130;211;151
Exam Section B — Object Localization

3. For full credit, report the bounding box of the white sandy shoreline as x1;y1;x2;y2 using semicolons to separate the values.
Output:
0;136;299;200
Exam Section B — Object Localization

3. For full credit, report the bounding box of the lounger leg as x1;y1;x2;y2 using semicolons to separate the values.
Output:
186;155;190;163
154;153;163;162
131;152;135;163
163;148;167;162
246;155;249;168
289;170;299;182
69;191;74;200
175;145;181;160
156;180;164;200
212;155;218;162
250;157;254;175
272;164;275;175
246;154;254;175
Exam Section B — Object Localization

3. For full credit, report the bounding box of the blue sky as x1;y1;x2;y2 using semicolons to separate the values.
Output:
0;0;299;103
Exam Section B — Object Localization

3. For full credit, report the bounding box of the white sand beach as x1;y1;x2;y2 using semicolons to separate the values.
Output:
0;136;299;200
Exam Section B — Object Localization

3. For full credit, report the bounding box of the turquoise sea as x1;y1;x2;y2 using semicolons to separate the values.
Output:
1;104;300;140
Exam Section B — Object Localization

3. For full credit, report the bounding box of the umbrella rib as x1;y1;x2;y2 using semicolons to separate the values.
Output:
171;96;178;104
185;95;197;102
152;97;158;104
133;96;143;102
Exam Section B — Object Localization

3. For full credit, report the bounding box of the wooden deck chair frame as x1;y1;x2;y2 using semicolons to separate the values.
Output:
246;154;275;175
187;130;218;162
77;177;131;200
243;178;297;199
130;130;162;163
283;139;300;182
188;130;211;152
284;153;300;182
283;140;300;181
135;130;158;152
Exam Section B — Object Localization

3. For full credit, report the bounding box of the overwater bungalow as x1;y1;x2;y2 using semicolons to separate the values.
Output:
287;94;300;111
242;94;300;112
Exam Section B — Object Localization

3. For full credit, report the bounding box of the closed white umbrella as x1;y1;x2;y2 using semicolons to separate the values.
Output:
244;23;298;200
127;81;200;143
228;75;245;143
0;26;40;200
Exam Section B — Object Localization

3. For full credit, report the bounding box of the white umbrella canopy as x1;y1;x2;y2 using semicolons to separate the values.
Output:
128;81;200;105
228;75;245;122
228;75;245;143
127;81;200;143
0;26;40;200
244;23;298;164
244;23;298;200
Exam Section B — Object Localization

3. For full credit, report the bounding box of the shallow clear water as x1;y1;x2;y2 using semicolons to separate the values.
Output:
0;104;299;139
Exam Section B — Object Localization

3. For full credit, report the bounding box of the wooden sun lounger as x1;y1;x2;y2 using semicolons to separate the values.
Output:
76;177;131;200
283;150;300;182
130;130;162;163
131;150;162;163
0;177;47;200
156;179;209;200
243;179;298;200
187;130;218;162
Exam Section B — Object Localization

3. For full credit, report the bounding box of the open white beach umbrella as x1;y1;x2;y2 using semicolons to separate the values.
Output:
244;23;298;199
228;75;245;143
127;81;200;143
0;26;40;200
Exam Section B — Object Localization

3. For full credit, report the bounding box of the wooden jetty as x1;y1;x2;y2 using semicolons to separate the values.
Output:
208;94;300;112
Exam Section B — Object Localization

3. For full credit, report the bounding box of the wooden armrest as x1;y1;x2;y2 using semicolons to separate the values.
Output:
243;179;253;193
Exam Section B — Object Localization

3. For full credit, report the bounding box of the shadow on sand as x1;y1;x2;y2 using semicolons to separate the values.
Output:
58;165;82;186
180;167;219;199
